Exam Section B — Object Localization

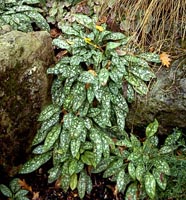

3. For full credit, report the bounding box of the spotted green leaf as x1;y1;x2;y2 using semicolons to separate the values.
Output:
116;138;132;148
130;134;141;148
153;168;167;190
128;64;155;81
124;55;149;68
61;174;70;192
78;71;97;84
48;165;61;183
106;42;122;52
78;171;87;199
114;105;126;131
91;157;115;173
102;136;110;158
72;82;86;112
32;130;48;146
19;151;52;174
153;159;170;175
59;24;79;36
127;83;135;103
136;163;145;182
25;11;50;31
128;162;136;180
0;184;12;198
117;170;125;192
109;67;123;84
145;172;156;199
124;73;148;95
138;53;161;63
39;112;60;133
52;38;71;51
111;93;128;112
9;178;20;193
71;138;81;158
74;14;93;29
103;158;123;178
159;146;173;154
87;85;95;103
59;129;70;154
146;119;159;138
99;68;109;86
69;159;78;175
86;175;93;194
125;183;138;200
81;151;94;166
14;189;29;198
164;129;182;145
70;173;78;190
127;152;141;162
89;129;103;166
104;32;126;40
38;104;60;122
43;124;61;152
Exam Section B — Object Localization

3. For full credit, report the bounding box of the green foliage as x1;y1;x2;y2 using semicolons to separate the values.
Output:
0;0;49;32
18;14;186;200
0;178;29;200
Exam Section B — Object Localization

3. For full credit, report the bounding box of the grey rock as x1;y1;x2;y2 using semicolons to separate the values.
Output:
126;58;186;134
0;31;54;176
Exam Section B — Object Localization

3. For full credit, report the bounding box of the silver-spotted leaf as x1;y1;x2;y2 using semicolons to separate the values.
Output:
128;162;136;180
104;32;126;40
116;139;132;148
60;24;79;36
74;14;93;29
159;146;173;154
25;11;50;31
59;129;70;154
39;112;60;133
71;138;81;158
78;71;97;84
89;129;103;166
48;165;61;183
125;183;138;200
128;64;155;81
106;42;122;52
138;53;161;63
153;168;167;190
14;189;29;198
69;159;78;175
124;73;148;95
164;129;182;145
87;85;94;103
78;171;87;199
61;174;70;192
32;129;48;146
0;184;12;198
146;119;159;138
99;68;109;86
91;157;115;173
136;163;145;182
117;170;125;192
86;175;93;194
153;159;170;175
38;104;60;122
43;124;61;152
19;152;52;174
9;178;20;193
52;38;71;51
145;172;156;199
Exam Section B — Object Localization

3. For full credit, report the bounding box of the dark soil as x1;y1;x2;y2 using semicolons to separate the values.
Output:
0;163;124;200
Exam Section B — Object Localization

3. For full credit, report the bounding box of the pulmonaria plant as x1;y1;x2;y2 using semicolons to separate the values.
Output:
0;0;49;32
19;14;161;198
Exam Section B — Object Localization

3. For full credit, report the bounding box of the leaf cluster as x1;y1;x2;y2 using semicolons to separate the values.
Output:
0;178;29;200
0;0;49;32
16;14;170;199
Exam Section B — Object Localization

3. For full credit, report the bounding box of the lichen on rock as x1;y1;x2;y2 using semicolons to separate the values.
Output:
0;31;54;177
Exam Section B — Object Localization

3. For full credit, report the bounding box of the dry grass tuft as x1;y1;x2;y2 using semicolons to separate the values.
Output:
98;0;186;52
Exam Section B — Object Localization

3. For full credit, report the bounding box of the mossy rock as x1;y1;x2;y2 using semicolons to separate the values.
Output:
0;31;54;177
